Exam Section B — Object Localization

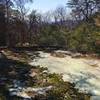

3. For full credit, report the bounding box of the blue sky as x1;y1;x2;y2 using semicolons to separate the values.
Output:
29;0;68;13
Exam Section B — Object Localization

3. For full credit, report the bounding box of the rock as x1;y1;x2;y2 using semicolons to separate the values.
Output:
9;88;31;99
71;53;82;58
29;72;37;77
29;69;38;77
51;52;66;58
42;70;48;74
92;96;100;100
26;91;37;98
0;51;6;59
9;86;53;99
52;50;84;58
38;51;50;58
8;70;17;76
55;50;72;56
86;60;99;67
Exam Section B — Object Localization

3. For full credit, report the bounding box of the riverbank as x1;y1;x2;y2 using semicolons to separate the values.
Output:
29;50;100;100
0;50;91;100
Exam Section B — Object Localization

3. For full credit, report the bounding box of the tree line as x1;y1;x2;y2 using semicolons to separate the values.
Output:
0;0;100;53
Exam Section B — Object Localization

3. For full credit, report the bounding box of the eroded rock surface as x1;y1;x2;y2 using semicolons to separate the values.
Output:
30;51;100;99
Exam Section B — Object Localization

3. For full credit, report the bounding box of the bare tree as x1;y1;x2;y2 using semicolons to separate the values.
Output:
28;10;42;45
67;0;100;21
11;0;33;46
13;0;33;20
42;11;52;23
0;4;6;46
53;6;67;24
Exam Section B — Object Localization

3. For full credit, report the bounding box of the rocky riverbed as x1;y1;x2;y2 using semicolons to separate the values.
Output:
0;50;91;100
30;50;100;100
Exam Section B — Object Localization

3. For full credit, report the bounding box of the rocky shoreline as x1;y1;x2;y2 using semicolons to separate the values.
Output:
0;50;91;100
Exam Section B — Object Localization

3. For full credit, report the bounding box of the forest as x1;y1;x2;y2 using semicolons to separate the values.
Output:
0;0;100;100
0;0;100;54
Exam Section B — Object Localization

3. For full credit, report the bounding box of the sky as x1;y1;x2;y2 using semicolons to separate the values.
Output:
29;0;69;13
